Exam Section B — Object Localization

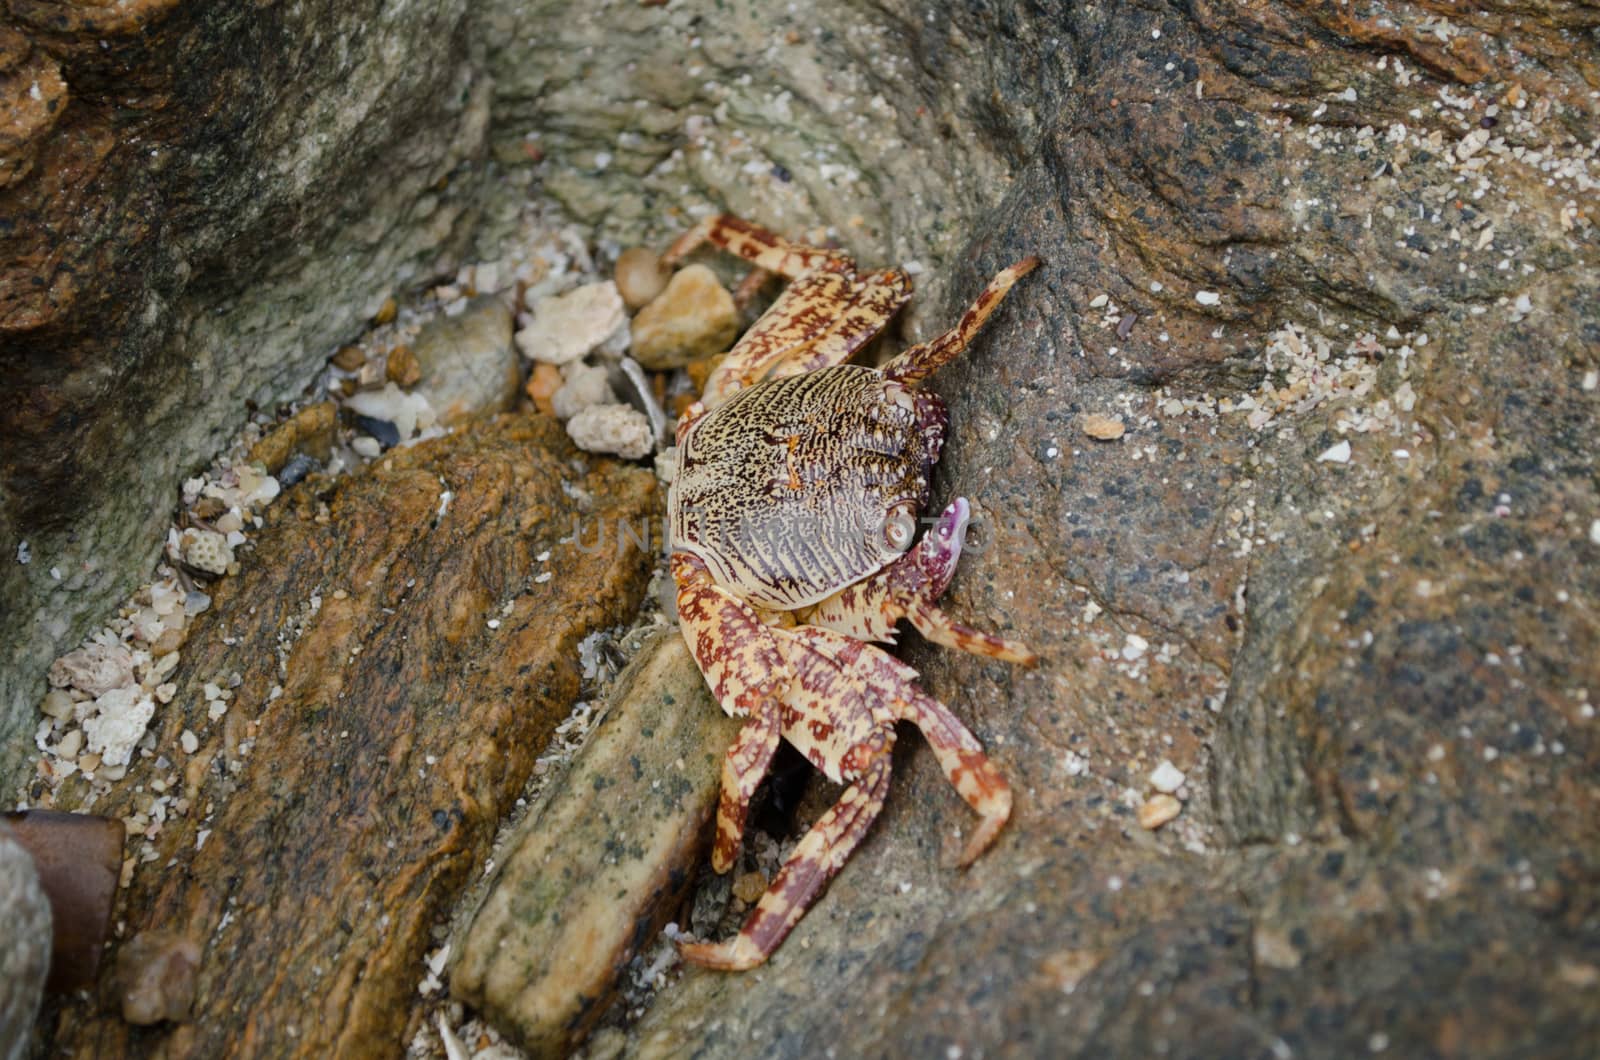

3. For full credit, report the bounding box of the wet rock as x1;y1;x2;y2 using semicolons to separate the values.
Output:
45;415;657;1057
629;266;739;371
516;281;627;366
0;825;51;1060
245;403;337;475
410;296;521;424
451;632;737;1057
566;404;654;461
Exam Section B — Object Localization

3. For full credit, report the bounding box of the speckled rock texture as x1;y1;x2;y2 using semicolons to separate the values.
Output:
0;0;490;781
0;826;51;1060
36;415;657;1057
620;4;1600;1059
3;0;1598;1056
451;632;738;1058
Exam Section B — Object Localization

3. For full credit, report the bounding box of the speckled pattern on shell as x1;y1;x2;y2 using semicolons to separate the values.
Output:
670;365;947;610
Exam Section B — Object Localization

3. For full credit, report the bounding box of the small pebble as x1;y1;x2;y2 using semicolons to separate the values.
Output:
566;403;655;460
552;362;617;421
614;247;671;310
1317;439;1353;464
1082;414;1125;441
57;728;84;759
353;414;401;450
385;344;422;387
526;361;564;415
39;689;75;720
372;296;398;325
331;345;366;371
276;452;319;488
1138;794;1182;830
179;730;199;755
732;871;768;904
1149;760;1186;793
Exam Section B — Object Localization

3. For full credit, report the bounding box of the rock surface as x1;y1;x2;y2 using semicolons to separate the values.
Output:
3;1;1598;1057
451;632;737;1057
39;415;657;1057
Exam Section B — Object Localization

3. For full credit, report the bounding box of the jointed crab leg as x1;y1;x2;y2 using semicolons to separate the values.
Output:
678;750;894;971
710;705;782;873
663;213;851;279
671;553;788;717
804;498;1038;666
702;267;912;405
895;691;1012;866
884;256;1042;385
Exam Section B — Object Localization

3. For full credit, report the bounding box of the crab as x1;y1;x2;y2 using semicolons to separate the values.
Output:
662;214;1040;970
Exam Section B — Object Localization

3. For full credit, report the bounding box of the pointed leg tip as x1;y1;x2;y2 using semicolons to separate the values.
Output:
676;936;766;971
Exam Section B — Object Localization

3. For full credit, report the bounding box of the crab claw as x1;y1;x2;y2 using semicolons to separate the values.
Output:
804;498;1038;666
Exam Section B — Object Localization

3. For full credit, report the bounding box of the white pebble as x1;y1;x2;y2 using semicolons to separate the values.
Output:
1149;760;1186;793
1195;290;1221;306
1121;634;1149;661
566;403;654;461
1317;440;1353;464
180;729;199;754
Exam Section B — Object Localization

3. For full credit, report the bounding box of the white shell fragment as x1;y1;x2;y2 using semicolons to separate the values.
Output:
181;529;234;575
1317;440;1353;464
516;281;626;365
565;403;655;461
81;687;155;768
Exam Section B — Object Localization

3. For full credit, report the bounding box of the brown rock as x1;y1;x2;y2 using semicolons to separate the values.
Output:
116;929;201;1025
384;344;421;387
1;810;124;993
614;247;670;310
525;361;563;416
330;345;366;372
47;415;657;1057
630;266;739;370
245;402;337;474
451;632;736;1058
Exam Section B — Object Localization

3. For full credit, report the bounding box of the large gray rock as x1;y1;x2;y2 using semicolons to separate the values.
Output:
0;0;490;781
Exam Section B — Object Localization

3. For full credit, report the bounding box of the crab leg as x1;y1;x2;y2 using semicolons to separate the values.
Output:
662;213;850;279
678;749;893;970
709;706;782;873
672;553;788;718
703;267;911;405
804;498;1038;665
883;256;1042;385
894;691;1012;866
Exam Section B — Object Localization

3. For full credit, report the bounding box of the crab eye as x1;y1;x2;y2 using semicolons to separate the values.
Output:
884;510;916;552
